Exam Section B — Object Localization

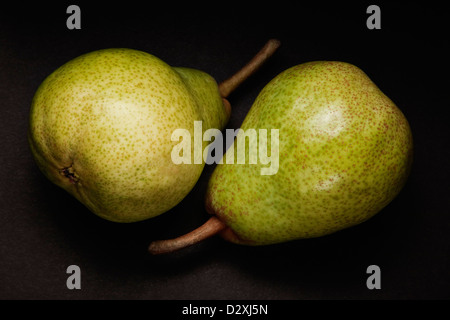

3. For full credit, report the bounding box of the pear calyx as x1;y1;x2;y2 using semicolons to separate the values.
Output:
60;165;79;184
148;216;226;255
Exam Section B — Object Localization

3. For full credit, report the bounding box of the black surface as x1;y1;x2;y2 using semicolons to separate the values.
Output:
1;1;449;302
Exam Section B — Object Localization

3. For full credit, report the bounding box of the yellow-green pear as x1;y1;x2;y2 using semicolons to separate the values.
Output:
29;48;228;222
29;41;280;223
149;61;413;254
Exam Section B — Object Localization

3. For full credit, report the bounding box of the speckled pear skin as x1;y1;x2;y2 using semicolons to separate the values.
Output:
29;48;228;222
206;61;413;245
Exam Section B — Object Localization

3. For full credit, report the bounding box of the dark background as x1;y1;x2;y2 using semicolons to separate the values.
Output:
1;1;449;302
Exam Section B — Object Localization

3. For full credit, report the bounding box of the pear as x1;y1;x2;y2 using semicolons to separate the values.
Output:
149;61;413;254
29;41;280;223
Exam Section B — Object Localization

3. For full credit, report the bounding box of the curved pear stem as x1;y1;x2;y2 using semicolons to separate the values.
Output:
219;39;281;98
148;217;226;255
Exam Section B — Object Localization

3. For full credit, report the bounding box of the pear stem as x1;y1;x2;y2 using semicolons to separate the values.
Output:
148;217;226;255
219;39;281;98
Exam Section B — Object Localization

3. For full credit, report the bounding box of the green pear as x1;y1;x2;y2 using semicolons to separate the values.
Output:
29;48;229;222
29;41;280;223
149;61;413;254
